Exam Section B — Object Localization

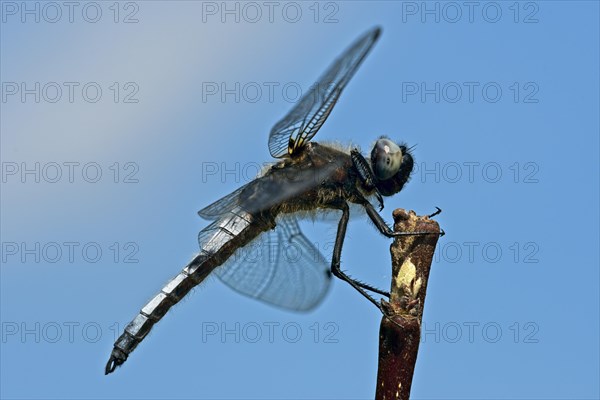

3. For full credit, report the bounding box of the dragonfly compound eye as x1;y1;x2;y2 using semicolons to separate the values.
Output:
371;138;402;180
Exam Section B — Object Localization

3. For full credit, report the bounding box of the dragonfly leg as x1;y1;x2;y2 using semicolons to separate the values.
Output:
352;280;389;297
330;202;388;311
428;206;442;218
363;202;441;238
351;149;384;211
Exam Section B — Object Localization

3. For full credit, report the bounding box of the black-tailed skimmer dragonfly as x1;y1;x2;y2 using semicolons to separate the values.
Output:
106;26;438;375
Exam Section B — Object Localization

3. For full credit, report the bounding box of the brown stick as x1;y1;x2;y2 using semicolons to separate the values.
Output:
375;209;441;400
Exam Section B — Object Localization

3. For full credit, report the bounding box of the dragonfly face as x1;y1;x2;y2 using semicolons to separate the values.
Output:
106;26;419;375
371;138;405;180
370;139;414;197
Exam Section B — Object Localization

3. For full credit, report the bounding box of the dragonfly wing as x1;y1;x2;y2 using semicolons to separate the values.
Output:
268;27;381;158
198;183;251;220
198;160;339;220
210;215;331;311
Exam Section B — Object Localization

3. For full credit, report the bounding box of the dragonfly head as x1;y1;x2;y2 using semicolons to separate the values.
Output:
370;137;414;196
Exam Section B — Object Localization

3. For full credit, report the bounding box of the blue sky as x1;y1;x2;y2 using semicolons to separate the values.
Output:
1;1;598;399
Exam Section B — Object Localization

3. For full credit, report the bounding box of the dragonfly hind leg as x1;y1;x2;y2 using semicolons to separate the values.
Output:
348;277;389;297
330;201;388;312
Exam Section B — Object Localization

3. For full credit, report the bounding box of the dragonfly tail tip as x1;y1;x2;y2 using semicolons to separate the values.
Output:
105;350;127;375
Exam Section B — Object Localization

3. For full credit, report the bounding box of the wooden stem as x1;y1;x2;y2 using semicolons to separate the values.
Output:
375;209;441;400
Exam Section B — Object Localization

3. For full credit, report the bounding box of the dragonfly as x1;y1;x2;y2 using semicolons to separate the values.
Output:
106;26;433;375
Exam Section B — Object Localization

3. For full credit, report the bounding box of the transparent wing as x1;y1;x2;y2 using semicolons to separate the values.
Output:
268;27;381;158
198;183;251;220
198;160;340;220
211;215;331;311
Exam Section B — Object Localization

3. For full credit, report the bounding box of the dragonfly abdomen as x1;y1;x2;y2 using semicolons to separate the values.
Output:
105;209;271;374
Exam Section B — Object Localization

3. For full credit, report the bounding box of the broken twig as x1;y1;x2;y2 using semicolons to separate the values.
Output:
375;209;441;400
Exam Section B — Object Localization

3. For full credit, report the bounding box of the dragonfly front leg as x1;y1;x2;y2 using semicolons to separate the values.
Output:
351;149;384;211
363;201;441;238
330;202;389;312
